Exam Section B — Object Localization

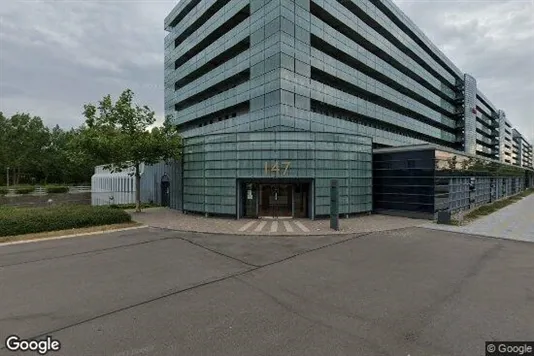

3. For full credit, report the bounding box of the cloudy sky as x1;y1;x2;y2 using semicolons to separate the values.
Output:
0;0;532;141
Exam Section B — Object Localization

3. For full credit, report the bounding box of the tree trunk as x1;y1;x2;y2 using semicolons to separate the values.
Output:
135;163;141;212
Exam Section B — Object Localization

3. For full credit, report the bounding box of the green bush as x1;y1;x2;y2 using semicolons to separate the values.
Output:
0;187;7;196
46;186;69;193
15;187;35;195
0;205;132;237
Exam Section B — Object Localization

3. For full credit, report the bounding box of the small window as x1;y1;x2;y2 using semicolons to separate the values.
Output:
225;115;229;120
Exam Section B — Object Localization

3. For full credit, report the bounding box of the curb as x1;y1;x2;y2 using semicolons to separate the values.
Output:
0;225;149;248
156;227;359;238
134;224;419;239
416;225;533;244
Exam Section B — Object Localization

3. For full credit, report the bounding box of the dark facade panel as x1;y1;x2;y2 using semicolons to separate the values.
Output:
373;149;436;218
373;147;531;219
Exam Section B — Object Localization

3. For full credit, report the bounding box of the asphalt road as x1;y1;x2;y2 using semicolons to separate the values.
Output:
1;226;533;356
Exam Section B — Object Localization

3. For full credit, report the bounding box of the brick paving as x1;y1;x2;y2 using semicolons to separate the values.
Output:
130;208;428;236
422;194;534;242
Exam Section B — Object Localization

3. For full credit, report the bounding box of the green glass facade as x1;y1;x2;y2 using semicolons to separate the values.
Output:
163;0;533;219
181;131;372;218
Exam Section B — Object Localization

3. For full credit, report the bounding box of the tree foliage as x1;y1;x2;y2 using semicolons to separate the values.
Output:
0;90;181;212
439;154;528;177
81;89;182;211
0;112;106;186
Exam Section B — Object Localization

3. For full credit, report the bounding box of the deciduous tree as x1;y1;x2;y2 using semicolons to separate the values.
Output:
82;89;182;212
2;113;49;185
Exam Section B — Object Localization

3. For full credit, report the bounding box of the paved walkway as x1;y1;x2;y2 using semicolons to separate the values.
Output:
130;208;428;236
422;194;534;242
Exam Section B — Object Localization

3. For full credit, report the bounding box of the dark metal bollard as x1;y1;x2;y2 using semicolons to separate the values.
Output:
330;179;339;231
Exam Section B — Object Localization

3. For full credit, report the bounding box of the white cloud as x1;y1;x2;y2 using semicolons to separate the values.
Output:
0;0;532;143
393;0;534;142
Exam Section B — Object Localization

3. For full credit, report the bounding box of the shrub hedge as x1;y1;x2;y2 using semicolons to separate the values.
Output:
15;187;35;195
46;186;69;193
0;205;132;237
0;187;7;196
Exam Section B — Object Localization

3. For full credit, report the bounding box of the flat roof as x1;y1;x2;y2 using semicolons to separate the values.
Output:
373;144;533;171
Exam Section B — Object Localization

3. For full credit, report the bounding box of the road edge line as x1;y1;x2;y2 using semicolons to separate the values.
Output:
0;225;149;248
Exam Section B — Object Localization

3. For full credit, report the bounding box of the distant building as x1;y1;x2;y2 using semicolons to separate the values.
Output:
511;129;533;169
91;162;173;207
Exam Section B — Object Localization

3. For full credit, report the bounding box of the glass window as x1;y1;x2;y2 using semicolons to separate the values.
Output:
295;25;309;44
281;90;295;106
265;90;281;107
265;17;280;38
265;54;280;73
295;60;309;77
281;53;295;71
281;17;294;36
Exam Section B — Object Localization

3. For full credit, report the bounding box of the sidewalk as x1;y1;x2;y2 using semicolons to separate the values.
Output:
422;194;534;242
130;208;428;236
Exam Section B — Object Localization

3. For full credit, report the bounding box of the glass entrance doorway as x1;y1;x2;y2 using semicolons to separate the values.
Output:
241;181;310;218
260;184;292;217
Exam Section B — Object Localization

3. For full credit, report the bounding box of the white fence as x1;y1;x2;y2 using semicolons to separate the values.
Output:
91;174;136;206
69;185;92;193
3;185;92;196
33;187;47;195
91;191;136;206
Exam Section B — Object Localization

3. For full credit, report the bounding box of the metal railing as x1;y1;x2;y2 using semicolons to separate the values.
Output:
68;185;92;193
2;185;92;196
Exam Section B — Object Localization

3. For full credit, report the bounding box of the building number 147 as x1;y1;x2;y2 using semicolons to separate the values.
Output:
264;161;291;176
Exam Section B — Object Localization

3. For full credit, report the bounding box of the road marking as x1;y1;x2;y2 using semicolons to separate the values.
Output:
238;221;256;232
270;221;278;232
283;221;293;232
294;221;310;232
254;221;267;232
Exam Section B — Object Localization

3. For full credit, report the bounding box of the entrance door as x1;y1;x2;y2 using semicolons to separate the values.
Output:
259;184;293;217
294;183;309;218
161;181;170;207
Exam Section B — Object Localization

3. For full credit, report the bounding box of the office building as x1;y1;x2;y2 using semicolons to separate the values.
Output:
163;0;532;219
512;129;533;169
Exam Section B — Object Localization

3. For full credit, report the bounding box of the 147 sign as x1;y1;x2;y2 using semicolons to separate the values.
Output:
264;161;291;176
